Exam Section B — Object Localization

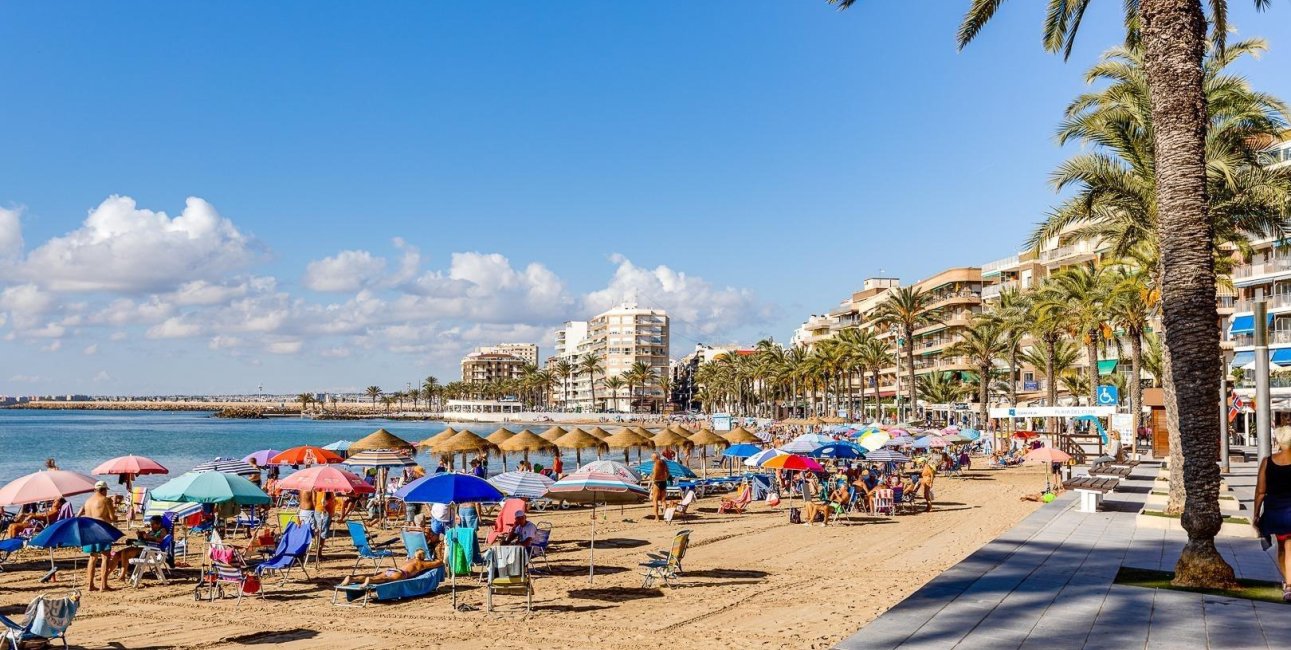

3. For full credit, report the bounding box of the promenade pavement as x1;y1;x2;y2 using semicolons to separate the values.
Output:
837;461;1287;650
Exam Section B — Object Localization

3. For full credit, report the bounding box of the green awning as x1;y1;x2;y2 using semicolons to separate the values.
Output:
1097;359;1119;375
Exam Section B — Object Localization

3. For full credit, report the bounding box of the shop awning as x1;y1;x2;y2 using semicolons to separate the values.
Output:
1230;351;1255;368
1097;359;1119;376
1229;313;1273;336
1272;349;1291;366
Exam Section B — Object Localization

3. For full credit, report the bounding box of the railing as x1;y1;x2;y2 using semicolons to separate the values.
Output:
1234;258;1291;279
1230;330;1291;346
982;281;1019;301
1039;242;1097;264
981;255;1020;275
1237;377;1291;389
1235;294;1291;312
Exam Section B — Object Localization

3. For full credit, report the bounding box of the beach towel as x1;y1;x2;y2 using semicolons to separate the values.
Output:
24;595;77;640
446;528;478;576
492;546;525;579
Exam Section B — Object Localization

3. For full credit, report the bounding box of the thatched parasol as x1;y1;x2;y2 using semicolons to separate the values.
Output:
723;426;761;444
553;430;608;466
497;431;556;464
670;423;695;437
486;427;517;445
540;426;569;443
651;429;691;448
418;427;458;448
350;428;417;455
585;426;612;441
602;428;654;463
689;427;729;477
632;426;655;438
433;431;494;471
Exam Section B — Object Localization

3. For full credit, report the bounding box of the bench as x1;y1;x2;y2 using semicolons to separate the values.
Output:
1062;476;1120;513
1088;465;1133;480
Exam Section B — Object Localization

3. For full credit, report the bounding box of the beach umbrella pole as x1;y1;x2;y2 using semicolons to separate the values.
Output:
588;503;597;584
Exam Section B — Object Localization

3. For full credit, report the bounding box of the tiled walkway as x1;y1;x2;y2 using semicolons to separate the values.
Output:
837;462;1289;650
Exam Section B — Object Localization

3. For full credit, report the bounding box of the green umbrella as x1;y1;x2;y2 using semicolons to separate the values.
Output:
151;471;270;505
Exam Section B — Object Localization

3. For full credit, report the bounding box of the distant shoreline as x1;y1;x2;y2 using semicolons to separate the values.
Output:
1;400;685;427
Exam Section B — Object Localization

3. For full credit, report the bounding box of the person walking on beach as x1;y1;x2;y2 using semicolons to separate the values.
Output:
917;462;936;513
1254;427;1291;601
79;481;117;591
650;453;670;521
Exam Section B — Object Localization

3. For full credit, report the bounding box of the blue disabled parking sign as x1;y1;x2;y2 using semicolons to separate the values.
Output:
1096;384;1119;406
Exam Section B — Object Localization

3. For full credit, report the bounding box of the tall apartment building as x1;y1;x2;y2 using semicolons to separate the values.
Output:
460;349;527;384
477;343;539;367
549;303;669;412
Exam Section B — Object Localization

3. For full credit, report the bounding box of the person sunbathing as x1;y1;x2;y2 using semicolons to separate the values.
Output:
340;549;443;587
5;498;67;539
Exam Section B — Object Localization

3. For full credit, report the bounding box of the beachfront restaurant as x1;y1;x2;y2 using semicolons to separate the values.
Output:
444;398;526;415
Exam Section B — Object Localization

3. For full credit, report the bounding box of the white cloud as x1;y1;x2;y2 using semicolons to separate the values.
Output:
109;331;127;341
146;316;201;339
303;250;387;292
19;195;258;293
0;284;57;331
266;340;303;355
41;340;61;352
83;344;98;356
172;279;254;306
0;207;22;260
319;346;351;358
208;335;243;350
92;370;111;383
8;374;41;383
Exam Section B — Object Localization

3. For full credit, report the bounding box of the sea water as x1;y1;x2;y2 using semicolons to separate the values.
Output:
0;410;554;491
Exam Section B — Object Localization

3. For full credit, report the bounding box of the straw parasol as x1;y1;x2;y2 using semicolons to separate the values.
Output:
688;427;729;477
417;427;458;450
585;426;612;441
603;428;655;464
821;416;846;425
632;426;655;438
434;430;495;469
539;426;569;443
670;423;695;437
486;427;517;445
651;428;691;448
349;428;417;455
722;426;761;444
497;431;557;464
553;430;608;466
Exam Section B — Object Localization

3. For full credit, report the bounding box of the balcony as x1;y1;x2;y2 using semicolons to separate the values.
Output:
982;280;1020;301
1040;241;1098;265
1234;294;1291;312
981;255;1020;276
927;290;982;310
1231;331;1291;346
1234;258;1291;280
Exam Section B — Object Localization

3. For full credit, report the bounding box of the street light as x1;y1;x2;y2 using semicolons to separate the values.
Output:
889;324;902;423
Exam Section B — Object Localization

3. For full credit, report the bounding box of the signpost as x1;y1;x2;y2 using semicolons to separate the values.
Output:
1096;385;1119;407
989;406;1116;418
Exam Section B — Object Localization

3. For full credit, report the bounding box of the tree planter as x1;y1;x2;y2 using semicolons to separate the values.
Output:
1136;508;1255;538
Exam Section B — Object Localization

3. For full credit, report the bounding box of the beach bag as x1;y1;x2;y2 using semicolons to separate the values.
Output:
242;575;261;594
765;492;780;507
788;507;801;524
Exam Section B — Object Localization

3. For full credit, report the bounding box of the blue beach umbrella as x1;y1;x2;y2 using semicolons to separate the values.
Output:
151;471;270;505
634;459;697;479
323;440;354;453
29;517;124;550
808;442;867;460
722;443;762;458
396;473;504;504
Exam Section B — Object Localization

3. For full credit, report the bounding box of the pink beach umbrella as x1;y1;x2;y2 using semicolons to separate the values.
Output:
0;470;99;506
277;465;374;494
1025;447;1073;464
92;455;169;477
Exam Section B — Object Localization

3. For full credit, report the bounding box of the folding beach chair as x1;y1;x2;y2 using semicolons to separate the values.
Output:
664;490;696;523
346;521;396;578
254;521;313;584
400;529;431;560
1;591;79;649
873;489;895;517
483;545;533;613
527;522;552;572
641;529;691;588
196;546;262;608
717;484;751;514
128;534;173;587
0;538;24;572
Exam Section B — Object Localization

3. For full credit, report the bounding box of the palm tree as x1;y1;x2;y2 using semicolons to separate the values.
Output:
989;287;1031;410
422;376;439;412
1107;261;1159;450
873;286;939;421
857;338;894;423
936;0;1278;589
658;373;673;413
553;360;574;411
947;317;1009;439
379;395;394;413
1048;264;1113;405
580;353;603;412
296;392;314;414
625;360;654;414
603;375;625;413
917;372;966;406
364;385;382;406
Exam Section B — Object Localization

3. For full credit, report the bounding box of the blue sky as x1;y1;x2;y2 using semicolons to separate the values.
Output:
1;2;1287;395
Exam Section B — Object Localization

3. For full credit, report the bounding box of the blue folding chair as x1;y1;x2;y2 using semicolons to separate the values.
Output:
346;521;395;578
1;592;79;649
400;529;431;559
255;521;313;584
0;538;24;572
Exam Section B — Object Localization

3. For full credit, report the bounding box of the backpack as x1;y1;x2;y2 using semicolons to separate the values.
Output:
788;507;801;524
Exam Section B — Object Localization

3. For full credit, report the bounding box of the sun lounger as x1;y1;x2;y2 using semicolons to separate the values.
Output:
1;591;79;649
717;485;751;514
331;566;444;608
346;521;396;578
664;490;696;523
0;538;24;571
641;529;691;588
483;545;533;613
400;529;431;559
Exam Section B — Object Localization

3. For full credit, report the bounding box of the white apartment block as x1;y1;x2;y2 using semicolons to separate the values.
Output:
550;303;669;412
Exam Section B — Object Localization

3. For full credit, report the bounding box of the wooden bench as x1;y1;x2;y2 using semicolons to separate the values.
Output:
1088;465;1133;480
1062;476;1120;513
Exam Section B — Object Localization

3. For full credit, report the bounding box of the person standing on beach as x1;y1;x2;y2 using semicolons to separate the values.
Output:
79;481;116;591
917;462;936;513
650;453;670;521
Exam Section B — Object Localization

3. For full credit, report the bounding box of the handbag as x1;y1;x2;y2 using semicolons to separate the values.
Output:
765;492;780;507
788;507;801;524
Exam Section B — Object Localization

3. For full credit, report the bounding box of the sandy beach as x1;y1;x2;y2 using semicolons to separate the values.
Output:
0;464;1045;650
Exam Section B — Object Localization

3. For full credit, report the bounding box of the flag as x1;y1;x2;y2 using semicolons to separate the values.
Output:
1228;395;1245;423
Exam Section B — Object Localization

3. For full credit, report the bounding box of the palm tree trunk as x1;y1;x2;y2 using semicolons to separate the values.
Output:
1046;338;1058;439
1140;0;1234;589
1130;331;1144;453
905;326;916;422
1086;335;1100;406
979;362;990;436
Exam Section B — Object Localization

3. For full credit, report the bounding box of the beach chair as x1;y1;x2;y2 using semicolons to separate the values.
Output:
0;591;79;649
486;498;526;545
0;538;24;572
400;529;431;559
332;566;444;608
483;545;533;613
346;521;396;578
527;522;552;572
717;485;752;514
254;521;313;584
127;535;173;587
196;547;262;608
664;490;696;523
640;529;691;588
873;489;895;516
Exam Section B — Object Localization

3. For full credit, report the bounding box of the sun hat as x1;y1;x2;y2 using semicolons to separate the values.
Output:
94;480;108;490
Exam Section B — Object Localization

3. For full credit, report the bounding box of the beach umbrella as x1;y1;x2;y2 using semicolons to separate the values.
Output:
865;449;911;464
191;457;261;476
322;440;354;453
723;426;761;444
151;471;270;505
486;427;517;445
912;436;949;450
857;431;891;451
631;426;655;438
396;473;504;504
942;425;960;435
635;459;696;479
30;517;123;550
586;427;612;441
1025;447;1073;464
350;428;417;455
433;431;495;472
808;442;867;460
488;471;555;499
1013;431;1040;440
277;465;374;494
760;454;824;472
822;416;846;424
688;428;729;477
577;460;641;482
92;455;169;478
0;470;98;507
722;443;761;458
497;431;556;464
885;435;916;448
887;428;909;437
782;433;833;454
269;447;343;466
940;433;968;444
554;430;608;466
418;427;459;450
240;450;281;466
670;424;695;437
539;426;569;443
650;429;691;449
544;472;648;583
744;448;787;467
602;429;654;464
960;428;982;441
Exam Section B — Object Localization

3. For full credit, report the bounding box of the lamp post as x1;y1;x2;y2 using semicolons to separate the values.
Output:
890;324;902;423
1220;348;1232;473
1256;301;1272;461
